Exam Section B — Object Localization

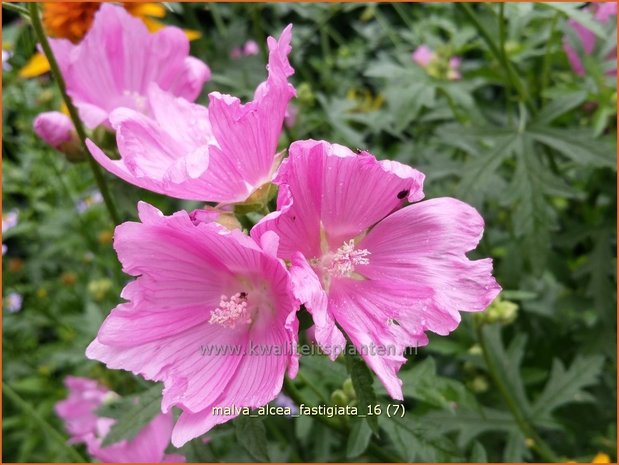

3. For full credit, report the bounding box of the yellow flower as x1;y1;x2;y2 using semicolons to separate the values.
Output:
19;2;200;78
592;452;611;463
19;52;51;78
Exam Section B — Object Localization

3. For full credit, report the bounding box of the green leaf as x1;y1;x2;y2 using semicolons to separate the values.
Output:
482;325;531;413
534;91;588;125
504;430;530;462
346;350;379;432
346;417;372;458
470;441;488;462
234;415;271;462
380;411;462;461
423;406;518;448
527;126;616;169
399;357;476;410
458;134;518;202
100;383;163;447
531;354;605;421
508;138;556;271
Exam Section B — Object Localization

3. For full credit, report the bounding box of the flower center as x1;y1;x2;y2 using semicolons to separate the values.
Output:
311;240;371;290
122;90;147;113
328;240;371;277
209;292;253;328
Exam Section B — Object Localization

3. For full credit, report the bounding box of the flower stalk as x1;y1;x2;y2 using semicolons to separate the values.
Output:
474;321;560;463
3;383;87;462
28;2;120;225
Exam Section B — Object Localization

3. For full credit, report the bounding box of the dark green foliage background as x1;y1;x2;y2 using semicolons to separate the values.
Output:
2;2;616;462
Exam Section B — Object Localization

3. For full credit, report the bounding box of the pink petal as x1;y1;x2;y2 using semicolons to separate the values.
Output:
171;321;291;447
360;197;501;316
329;277;463;399
252;139;425;256
55;376;110;444
595;2;617;22
50;3;209;129
204;24;296;199
289;252;345;360
87;412;180;463
89;25;294;203
87;202;299;446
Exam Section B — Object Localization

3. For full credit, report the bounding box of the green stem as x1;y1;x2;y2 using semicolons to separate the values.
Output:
3;383;87;462
251;4;267;62
209;3;227;37
2;2;29;17
458;3;533;112
540;12;560;102
295;370;329;404
475;323;560;462
437;86;467;125
392;3;415;30
29;2;120;226
374;7;402;50
283;377;342;430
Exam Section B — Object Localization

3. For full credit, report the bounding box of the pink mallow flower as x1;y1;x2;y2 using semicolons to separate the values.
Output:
230;40;260;58
412;44;461;81
86;201;299;447
49;3;210;129
251;140;501;400
55;376;184;463
55;376;111;444
243;40;260;56
87;25;295;204
563;2;617;76
33;111;75;149
411;45;435;67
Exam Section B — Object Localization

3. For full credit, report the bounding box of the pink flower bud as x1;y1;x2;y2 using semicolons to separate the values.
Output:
411;45;435;68
243;40;260;56
33;111;74;148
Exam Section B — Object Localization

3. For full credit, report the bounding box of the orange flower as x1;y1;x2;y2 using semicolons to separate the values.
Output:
42;2;101;43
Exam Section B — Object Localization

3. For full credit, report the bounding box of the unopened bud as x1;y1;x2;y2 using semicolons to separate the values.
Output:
88;278;113;301
33;111;85;162
478;296;519;325
331;389;348;407
190;205;242;231
343;378;356;400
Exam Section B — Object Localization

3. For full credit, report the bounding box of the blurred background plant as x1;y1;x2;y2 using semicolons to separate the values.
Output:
2;2;616;462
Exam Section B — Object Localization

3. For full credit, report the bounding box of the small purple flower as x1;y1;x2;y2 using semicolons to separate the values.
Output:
6;293;23;313
2;50;12;71
2;209;19;234
76;191;104;214
274;393;298;416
